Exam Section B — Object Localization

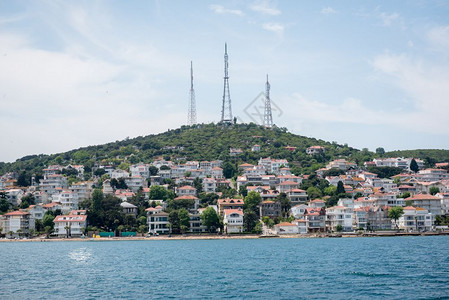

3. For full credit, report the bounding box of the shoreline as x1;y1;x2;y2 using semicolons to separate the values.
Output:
1;231;448;242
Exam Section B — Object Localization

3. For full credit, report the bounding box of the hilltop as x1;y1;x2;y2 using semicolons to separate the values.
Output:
1;123;449;180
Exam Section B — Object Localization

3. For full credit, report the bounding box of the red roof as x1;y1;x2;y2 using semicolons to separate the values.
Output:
4;211;30;216
54;215;87;222
276;222;296;227
224;209;244;216
174;195;198;200
406;193;440;200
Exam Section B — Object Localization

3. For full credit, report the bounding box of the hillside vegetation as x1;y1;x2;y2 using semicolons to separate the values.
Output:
1;123;448;180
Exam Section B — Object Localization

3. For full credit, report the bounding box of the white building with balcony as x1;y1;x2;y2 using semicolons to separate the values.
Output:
223;209;244;233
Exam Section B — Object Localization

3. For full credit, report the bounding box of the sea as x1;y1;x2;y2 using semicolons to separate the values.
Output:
1;236;448;299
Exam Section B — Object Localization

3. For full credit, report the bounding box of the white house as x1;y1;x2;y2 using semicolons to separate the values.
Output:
326;206;353;232
53;211;87;237
223;209;244;233
398;206;434;232
274;222;299;234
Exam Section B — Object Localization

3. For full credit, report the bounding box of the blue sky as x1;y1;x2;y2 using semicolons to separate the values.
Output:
1;1;449;162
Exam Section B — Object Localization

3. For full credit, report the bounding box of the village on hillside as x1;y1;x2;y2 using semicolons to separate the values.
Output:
1;145;449;239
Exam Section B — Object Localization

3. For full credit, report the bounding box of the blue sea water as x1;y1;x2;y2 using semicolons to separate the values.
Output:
1;236;449;299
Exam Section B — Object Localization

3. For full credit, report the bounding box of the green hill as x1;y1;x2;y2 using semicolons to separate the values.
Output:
1;123;449;182
0;123;364;178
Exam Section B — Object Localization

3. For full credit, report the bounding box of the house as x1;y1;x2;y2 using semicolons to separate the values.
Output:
405;193;442;216
292;219;308;234
53;190;79;213
53;211;87;237
3;188;24;206
286;189;308;205
147;211;170;234
174;195;200;211
223;209;244;233
189;213;208;233
274;222;299;234
251;145;261;152
284;146;297;152
326;159;357;170
306;146;325;155
398;207;434;232
42;202;63;213
276;181;299;193
115;190;135;202
291;204;308;219
230;148;243;156
304;207;326;232
39;174;68;196
26;204;45;220
202;178;217;193
110;169;130;179
124;176;146;192
326;206;353;232
120;202;138;217
218;198;244;215
69;181;94;201
177;185;197;196
2;210;34;237
259;200;282;218
130;164;150;178
418;169;449;182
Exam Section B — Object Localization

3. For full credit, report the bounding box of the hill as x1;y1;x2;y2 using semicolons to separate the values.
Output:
2;123;449;182
0;123;366;178
384;149;449;165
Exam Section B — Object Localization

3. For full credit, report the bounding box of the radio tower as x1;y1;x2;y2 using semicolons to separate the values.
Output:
221;43;233;124
263;74;273;127
188;61;197;125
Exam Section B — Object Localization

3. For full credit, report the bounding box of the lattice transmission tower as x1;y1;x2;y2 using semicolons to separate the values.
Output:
263;74;273;127
188;61;197;125
221;43;233;124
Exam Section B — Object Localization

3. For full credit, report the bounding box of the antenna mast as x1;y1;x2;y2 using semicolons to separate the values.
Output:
263;74;273;127
188;61;197;125
221;43;233;124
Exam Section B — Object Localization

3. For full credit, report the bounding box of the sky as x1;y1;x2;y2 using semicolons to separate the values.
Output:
1;0;449;163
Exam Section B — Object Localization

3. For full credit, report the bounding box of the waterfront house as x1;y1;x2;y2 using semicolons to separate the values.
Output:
405;193;442;216
326;206;353;232
259;200;282;218
304;207;326;232
53;211;87;237
218;198;244;215
274;222;299;234
147;211;170;234
121;202;138;217
223;209;244;233
398;206;434;232
2;210;34;237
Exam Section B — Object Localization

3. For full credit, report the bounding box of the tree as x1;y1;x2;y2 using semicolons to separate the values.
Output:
149;185;170;200
410;158;419;173
178;208;190;234
199;192;219;207
262;216;274;228
306;187;322;200
201;207;221;232
168;211;180;234
375;147;385;156
244;191;262;215
336;181;345;195
222;161;237;179
336;224;343;232
17;172;31;187
243;210;258;233
429;187;440;195
0;192;10;212
44;226;53;238
149;166;158;176
42;213;55;230
388;207;404;230
276;193;291;218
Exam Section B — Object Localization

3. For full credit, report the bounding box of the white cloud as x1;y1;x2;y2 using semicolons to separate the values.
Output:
209;4;244;16
321;7;337;15
250;1;281;16
379;12;399;26
428;25;449;51
262;23;284;35
372;52;449;134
